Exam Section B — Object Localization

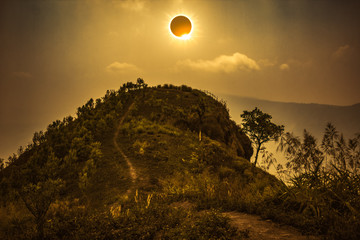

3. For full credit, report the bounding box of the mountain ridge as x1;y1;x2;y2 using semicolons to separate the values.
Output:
222;94;360;108
220;94;360;139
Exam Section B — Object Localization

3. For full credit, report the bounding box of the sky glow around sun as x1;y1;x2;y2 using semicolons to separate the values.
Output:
1;0;360;160
169;15;193;40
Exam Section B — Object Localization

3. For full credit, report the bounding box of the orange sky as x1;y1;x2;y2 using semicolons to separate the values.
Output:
1;0;360;159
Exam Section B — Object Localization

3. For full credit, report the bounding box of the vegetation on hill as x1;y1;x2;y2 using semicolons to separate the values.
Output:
255;123;360;239
0;80;267;239
1;79;358;239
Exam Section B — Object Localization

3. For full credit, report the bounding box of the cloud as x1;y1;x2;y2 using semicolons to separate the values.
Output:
279;63;290;71
258;59;277;67
332;45;350;59
288;59;313;68
176;52;260;73
106;61;140;73
12;71;33;78
116;0;146;11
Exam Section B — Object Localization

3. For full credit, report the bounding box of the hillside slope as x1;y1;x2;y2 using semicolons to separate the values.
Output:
0;82;282;239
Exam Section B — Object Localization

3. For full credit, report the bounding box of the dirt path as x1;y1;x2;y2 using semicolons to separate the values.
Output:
224;212;320;240
113;100;320;239
113;101;137;193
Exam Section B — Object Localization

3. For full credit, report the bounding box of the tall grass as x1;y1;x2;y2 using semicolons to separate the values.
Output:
257;124;360;239
0;192;247;240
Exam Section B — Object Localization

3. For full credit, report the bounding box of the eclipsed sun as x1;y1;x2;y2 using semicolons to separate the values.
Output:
169;15;193;40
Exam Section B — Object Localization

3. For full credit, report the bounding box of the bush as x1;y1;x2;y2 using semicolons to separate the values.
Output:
43;192;244;240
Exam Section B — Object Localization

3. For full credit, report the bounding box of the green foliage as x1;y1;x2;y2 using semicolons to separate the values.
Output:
78;159;96;192
271;124;360;238
2;193;245;240
0;80;266;239
19;179;65;239
241;107;284;165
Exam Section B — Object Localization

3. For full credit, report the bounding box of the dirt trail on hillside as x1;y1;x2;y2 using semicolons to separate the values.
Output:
113;101;137;193
113;100;320;239
224;212;320;240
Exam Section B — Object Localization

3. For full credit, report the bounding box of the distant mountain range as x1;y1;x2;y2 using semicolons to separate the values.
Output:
220;94;360;140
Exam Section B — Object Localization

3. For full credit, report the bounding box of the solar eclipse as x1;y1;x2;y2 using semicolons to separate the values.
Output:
169;15;193;40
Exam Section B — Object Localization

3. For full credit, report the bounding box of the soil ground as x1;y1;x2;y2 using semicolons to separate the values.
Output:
224;211;320;240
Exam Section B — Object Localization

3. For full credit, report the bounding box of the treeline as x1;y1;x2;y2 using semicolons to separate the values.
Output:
0;79;197;168
0;79;144;239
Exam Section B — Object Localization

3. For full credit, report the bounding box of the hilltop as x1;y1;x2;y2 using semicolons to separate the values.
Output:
0;81;283;239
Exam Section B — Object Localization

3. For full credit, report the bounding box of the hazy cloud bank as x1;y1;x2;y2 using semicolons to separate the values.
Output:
258;59;277;67
332;45;350;59
176;52;260;73
279;63;290;70
106;61;140;73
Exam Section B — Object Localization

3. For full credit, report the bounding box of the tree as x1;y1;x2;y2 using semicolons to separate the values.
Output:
19;179;64;240
241;107;284;165
136;77;148;89
13;146;65;239
0;158;4;171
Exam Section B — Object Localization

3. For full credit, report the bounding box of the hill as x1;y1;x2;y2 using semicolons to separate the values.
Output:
0;82;281;239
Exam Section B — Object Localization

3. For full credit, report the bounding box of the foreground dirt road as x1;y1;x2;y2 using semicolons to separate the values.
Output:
224;211;320;240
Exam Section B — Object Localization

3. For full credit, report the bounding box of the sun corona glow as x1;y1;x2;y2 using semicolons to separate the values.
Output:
169;15;193;40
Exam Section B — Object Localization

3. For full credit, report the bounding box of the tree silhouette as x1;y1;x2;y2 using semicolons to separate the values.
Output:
14;147;65;240
241;107;284;165
0;158;4;171
136;77;148;89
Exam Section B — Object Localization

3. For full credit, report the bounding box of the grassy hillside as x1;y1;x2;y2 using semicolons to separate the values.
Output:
2;82;359;239
0;82;280;239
